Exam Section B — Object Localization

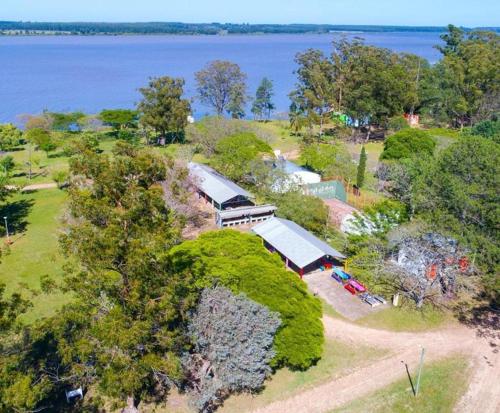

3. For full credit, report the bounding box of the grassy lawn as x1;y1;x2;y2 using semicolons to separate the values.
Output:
0;188;69;322
249;120;302;154
7;137;117;186
332;356;470;413
356;305;454;332
346;142;384;172
218;339;386;413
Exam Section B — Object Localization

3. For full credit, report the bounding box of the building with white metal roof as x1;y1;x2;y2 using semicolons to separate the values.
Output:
252;217;345;276
188;162;254;210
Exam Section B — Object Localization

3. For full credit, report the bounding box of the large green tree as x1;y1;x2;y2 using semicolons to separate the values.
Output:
431;26;500;127
169;230;324;370
49;144;193;409
289;49;335;135
195;60;247;118
138;76;191;143
211;132;272;182
99;109;138;131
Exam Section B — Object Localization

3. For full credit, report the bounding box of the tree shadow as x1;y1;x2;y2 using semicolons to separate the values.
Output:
457;305;500;350
0;198;35;235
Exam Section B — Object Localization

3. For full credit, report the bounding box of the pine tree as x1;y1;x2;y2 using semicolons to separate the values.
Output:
357;146;367;188
251;78;275;121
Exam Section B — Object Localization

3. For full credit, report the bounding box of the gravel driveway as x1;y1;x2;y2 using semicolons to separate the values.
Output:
303;270;388;320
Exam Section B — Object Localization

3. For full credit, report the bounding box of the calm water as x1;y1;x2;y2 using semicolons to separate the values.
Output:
0;33;443;123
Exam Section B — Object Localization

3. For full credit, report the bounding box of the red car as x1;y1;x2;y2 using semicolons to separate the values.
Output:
344;284;357;295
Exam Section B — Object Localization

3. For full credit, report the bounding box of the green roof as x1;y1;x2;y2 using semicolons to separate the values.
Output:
304;181;347;202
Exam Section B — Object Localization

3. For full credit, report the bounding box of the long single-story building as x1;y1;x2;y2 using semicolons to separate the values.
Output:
252;217;345;276
217;204;277;227
188;162;254;210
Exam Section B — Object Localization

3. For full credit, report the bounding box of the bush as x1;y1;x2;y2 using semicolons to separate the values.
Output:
470;120;500;143
387;116;410;132
380;129;436;160
169;230;324;370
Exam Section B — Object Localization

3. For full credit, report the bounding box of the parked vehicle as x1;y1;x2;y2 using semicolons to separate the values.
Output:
359;293;381;307
373;294;387;305
344;284;356;295
332;268;351;282
348;279;367;293
331;272;343;283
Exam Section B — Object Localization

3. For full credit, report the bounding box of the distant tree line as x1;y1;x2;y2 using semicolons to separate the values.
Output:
1;21;487;35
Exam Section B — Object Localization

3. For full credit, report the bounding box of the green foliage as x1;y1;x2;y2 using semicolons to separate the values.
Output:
387;115;410;132
51;170;69;188
356;146;367;188
470;119;500;143
25;128;58;156
252;77;275;121
0;124;23;151
138;76;191;142
0;155;15;175
48;111;85;131
300;143;356;181
98;109;138;130
289;49;335;134
431;26;499;127
49;144;193;405
380;129;436;160
211;132;272;182
414;137;499;282
196;60;247;118
270;191;330;236
169;230;324;370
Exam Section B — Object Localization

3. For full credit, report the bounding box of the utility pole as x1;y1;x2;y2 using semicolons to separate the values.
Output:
3;216;10;244
415;346;425;396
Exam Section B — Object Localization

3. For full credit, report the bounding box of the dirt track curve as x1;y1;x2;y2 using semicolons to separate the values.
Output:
250;316;499;413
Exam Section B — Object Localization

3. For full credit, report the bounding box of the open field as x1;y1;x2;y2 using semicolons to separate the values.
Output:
0;188;69;321
7;138;117;186
332;356;470;413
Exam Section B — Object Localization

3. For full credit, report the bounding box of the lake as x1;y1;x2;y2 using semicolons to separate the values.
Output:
0;33;444;123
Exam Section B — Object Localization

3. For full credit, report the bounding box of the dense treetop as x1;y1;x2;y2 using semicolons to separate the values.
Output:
169;230;324;370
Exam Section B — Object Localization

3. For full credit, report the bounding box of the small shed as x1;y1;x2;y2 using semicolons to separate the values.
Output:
188;162;254;210
252;217;345;276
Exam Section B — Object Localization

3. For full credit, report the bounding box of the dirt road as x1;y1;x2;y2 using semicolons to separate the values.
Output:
251;316;499;413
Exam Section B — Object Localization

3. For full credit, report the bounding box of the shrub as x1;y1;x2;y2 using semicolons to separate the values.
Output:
387;115;410;132
470;119;500;143
380;129;436;160
169;230;324;370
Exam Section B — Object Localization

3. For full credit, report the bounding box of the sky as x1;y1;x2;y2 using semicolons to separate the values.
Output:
1;0;499;27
